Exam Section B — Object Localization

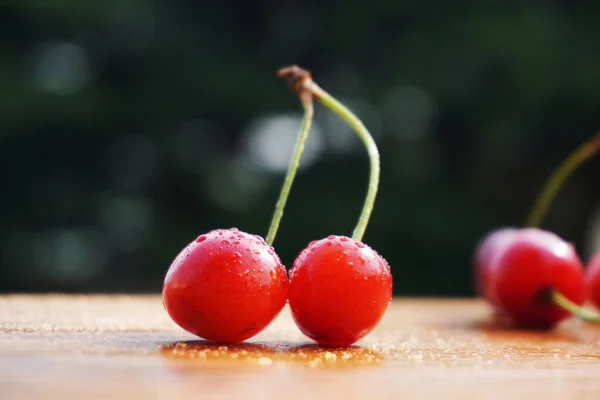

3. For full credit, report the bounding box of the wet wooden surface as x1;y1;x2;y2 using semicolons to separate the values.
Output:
1;295;600;399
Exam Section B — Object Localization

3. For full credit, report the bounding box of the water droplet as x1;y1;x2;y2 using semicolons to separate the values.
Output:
364;276;368;280
268;248;274;255
231;228;239;233
340;237;349;242
358;256;366;265
270;270;277;280
252;258;258;263
253;249;260;255
342;251;348;256
347;261;354;267
355;241;365;248
327;235;336;240
326;241;333;247
196;235;207;243
222;240;231;245
234;241;240;245
309;240;318;248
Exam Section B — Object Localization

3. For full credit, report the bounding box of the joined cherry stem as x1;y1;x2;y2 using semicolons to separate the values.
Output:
275;66;380;242
549;290;600;323
526;131;600;228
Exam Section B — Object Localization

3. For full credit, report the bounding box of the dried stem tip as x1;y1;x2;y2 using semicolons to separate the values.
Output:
277;65;312;93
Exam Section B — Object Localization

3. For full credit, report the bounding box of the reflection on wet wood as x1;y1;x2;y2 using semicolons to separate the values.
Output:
1;295;600;399
161;341;383;367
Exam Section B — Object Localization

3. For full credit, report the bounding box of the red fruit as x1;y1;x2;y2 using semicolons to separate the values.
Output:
585;251;600;310
288;235;393;346
492;228;585;329
162;228;288;343
474;227;518;304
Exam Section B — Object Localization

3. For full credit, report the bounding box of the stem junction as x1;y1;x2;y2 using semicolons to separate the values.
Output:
550;290;600;323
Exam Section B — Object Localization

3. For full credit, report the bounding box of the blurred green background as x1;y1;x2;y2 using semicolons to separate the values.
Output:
1;0;599;295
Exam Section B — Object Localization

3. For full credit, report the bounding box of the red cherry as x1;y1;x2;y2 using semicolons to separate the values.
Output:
288;235;393;346
162;228;288;343
585;251;600;310
474;227;518;304
492;228;585;329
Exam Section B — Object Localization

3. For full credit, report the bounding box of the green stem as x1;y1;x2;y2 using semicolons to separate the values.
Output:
307;82;380;242
550;290;600;323
526;132;600;228
265;93;314;246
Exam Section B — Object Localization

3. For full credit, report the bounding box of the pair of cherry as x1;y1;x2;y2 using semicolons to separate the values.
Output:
162;67;393;346
475;133;600;328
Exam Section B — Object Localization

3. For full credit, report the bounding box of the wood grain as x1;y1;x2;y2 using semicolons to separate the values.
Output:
1;295;600;399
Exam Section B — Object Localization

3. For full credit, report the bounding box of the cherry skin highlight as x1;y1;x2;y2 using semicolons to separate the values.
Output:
474;227;518;305
162;228;288;343
288;235;393;346
492;228;585;329
585;251;600;310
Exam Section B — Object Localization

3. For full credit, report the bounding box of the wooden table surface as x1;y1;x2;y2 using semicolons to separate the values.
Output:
1;295;599;399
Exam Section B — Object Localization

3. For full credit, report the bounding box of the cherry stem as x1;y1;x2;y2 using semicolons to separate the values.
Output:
526;131;600;228
550;290;600;323
308;82;380;241
265;87;314;246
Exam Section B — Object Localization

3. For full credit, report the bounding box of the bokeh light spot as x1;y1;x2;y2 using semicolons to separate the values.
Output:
98;195;154;254
383;85;437;141
31;41;91;96
241;114;324;174
205;158;269;212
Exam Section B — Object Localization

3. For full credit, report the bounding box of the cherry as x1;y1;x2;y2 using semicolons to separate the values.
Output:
474;132;600;326
279;66;392;346
288;236;392;346
162;228;288;342
492;228;586;329
585;251;600;310
473;227;518;305
162;70;316;343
